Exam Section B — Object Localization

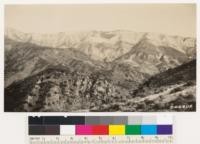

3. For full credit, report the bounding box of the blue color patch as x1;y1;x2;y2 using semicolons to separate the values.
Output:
141;125;157;135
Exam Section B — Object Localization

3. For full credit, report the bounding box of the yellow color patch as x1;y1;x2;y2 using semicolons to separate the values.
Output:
109;125;125;135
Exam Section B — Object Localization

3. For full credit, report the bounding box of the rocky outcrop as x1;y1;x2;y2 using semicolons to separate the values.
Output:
5;67;121;112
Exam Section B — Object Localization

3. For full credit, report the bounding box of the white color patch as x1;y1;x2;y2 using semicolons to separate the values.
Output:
157;115;173;124
60;125;75;135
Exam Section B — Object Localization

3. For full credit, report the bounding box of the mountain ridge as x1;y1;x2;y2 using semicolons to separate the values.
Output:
5;28;196;62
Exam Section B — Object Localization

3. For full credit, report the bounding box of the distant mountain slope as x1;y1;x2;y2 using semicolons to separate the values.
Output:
5;39;103;87
115;38;190;75
5;28;196;61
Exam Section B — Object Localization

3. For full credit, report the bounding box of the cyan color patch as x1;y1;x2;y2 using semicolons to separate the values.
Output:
141;125;157;135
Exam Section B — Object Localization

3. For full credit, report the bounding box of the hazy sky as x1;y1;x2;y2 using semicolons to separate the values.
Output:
5;4;196;37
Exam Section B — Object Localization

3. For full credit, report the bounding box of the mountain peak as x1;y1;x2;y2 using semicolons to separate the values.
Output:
5;28;196;62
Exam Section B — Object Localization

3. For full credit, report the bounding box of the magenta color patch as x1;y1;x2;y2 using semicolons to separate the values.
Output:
76;125;93;135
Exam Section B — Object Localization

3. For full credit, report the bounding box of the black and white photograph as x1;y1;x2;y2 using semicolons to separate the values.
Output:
4;4;196;112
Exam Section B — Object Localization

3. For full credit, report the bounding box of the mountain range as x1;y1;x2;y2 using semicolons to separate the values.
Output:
4;28;196;112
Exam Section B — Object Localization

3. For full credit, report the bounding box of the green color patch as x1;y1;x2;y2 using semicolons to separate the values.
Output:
125;125;141;135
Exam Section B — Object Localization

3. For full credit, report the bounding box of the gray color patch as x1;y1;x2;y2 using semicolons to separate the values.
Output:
128;116;143;124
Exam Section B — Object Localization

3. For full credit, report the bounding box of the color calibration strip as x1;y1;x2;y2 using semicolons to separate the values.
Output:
29;116;173;136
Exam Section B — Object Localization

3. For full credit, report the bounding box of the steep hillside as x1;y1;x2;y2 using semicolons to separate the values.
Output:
109;38;191;93
5;66;127;112
126;60;196;112
108;62;150;90
5;40;103;87
5;60;195;112
134;59;196;95
115;38;190;74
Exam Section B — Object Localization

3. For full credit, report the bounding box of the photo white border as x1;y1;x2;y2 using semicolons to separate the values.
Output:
0;0;199;144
